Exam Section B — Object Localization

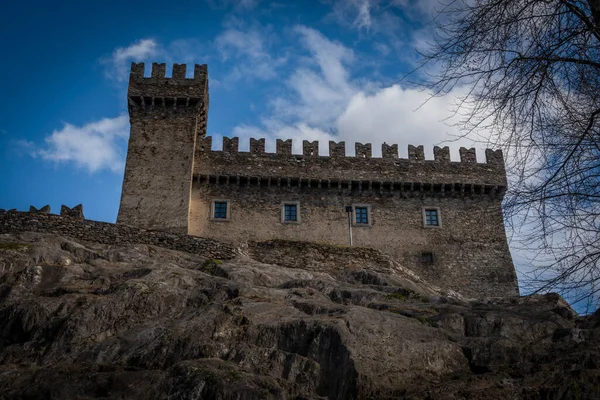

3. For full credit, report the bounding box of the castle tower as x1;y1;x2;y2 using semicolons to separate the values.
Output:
117;62;209;233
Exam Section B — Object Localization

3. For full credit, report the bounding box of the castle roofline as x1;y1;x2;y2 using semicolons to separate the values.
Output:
198;136;504;165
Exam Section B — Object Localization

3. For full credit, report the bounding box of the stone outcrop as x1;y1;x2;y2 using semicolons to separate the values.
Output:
0;230;598;399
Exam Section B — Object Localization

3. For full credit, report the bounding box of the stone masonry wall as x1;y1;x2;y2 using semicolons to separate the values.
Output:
248;239;407;276
188;182;519;299
117;63;208;233
1;211;235;260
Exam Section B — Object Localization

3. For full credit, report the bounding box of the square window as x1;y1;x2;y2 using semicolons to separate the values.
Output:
281;201;300;224
423;207;441;227
213;201;228;219
284;204;297;221
355;207;369;224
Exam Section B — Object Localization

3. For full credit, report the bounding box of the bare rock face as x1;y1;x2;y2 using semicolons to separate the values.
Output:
0;232;599;399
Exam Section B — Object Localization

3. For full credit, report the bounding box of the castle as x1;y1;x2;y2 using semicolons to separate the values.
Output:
117;62;518;298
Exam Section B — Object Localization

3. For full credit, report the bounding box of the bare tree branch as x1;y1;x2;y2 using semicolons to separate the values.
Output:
420;0;600;312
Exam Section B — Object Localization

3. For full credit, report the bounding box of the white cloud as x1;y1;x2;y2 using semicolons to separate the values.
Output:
226;25;477;159
337;85;473;157
36;115;129;173
232;121;335;154
111;39;158;64
268;26;355;127
295;26;354;92
101;39;159;82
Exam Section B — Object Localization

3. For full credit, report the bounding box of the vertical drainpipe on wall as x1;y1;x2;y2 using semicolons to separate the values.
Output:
345;205;353;246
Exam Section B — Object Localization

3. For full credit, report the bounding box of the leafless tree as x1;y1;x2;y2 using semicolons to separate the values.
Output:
420;0;600;311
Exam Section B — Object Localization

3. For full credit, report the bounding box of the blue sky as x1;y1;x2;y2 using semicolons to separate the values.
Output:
4;0;579;307
1;0;467;222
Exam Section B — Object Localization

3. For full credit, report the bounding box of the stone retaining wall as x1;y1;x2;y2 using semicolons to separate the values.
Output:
248;239;397;273
0;211;235;260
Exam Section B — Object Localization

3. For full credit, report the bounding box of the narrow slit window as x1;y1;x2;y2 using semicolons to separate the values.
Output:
284;204;297;221
424;209;439;226
355;207;369;224
213;201;228;219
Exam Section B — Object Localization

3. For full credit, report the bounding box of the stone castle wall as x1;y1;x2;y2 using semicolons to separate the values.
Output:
0;210;234;260
116;63;519;298
189;166;517;297
189;136;517;298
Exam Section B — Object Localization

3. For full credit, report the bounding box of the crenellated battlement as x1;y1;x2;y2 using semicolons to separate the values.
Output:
129;62;208;81
194;136;508;191
127;62;209;110
196;136;504;164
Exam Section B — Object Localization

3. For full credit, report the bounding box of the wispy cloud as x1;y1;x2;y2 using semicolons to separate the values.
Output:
215;19;287;83
206;0;262;11
324;0;439;66
328;0;436;30
100;39;159;81
354;0;373;30
35;116;129;173
373;42;391;55
327;0;374;31
165;39;209;66
11;139;35;157
268;26;355;128
216;27;268;60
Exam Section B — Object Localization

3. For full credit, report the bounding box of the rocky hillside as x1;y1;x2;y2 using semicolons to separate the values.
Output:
0;231;599;399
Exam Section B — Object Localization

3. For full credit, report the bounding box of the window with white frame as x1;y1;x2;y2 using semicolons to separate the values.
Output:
211;199;230;221
422;207;441;227
281;201;300;224
353;204;371;226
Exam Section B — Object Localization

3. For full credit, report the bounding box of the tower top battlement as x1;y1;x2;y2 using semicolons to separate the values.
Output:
128;62;208;103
